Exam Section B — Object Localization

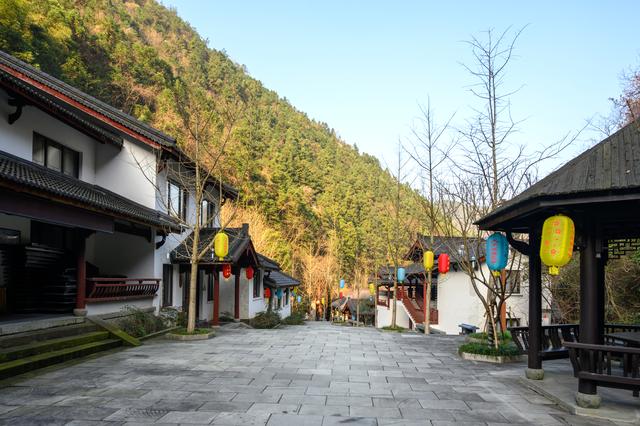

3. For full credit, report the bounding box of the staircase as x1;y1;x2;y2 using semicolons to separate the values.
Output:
0;322;122;379
401;297;425;325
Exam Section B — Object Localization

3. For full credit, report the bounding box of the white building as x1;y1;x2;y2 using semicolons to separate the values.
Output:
374;235;551;334
0;49;298;324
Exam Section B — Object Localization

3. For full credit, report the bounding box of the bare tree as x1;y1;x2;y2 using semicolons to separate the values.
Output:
408;97;455;334
133;70;248;333
434;27;582;347
382;142;420;328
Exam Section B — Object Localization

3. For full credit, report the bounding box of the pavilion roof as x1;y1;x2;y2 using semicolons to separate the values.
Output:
264;270;300;288
476;120;640;231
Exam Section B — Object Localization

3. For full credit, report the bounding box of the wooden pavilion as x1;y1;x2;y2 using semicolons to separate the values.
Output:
476;119;640;408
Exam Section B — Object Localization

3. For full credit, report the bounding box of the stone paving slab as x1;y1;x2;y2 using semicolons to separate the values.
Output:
0;322;628;425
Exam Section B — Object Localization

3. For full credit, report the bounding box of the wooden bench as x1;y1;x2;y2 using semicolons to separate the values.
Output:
508;324;579;360
509;323;640;361
565;341;640;397
458;323;478;335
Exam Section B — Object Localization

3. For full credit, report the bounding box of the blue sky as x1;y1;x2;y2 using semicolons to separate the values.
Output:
162;1;639;174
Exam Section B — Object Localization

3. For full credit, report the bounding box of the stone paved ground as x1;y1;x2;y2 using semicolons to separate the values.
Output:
0;322;622;425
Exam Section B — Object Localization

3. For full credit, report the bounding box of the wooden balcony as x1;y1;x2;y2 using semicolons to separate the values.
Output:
86;277;160;302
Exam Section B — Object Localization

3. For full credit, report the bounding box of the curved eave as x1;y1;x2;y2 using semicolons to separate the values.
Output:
475;188;640;232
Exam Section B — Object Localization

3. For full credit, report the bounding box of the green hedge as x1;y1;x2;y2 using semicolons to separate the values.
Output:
458;342;520;357
381;325;406;332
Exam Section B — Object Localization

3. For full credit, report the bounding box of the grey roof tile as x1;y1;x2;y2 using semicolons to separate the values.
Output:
0;150;178;230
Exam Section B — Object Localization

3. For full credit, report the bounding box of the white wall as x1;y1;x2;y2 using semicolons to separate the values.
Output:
0;88;96;182
375;302;411;329
436;268;487;335
94;139;156;208
86;299;154;316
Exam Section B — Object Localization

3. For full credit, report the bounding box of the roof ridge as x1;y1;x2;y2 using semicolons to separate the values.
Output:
0;50;176;147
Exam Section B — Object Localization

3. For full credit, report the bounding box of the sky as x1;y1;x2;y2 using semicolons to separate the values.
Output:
162;0;640;175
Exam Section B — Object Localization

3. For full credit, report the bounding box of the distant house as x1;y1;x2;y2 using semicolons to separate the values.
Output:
0;49;298;325
374;235;550;334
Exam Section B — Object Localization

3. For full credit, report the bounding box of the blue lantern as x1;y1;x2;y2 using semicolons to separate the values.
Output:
297;295;302;303
339;279;345;289
397;267;406;282
276;288;283;298
486;232;509;277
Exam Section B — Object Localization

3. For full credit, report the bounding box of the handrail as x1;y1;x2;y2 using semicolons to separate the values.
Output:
86;277;160;302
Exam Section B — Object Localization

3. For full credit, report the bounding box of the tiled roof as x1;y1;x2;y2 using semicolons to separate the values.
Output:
264;270;300;288
0;71;123;147
0;150;178;230
171;225;251;264
257;253;280;271
405;235;485;262
476;120;640;229
0;49;176;148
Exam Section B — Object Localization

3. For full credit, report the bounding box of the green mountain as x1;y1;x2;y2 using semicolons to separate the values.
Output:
0;0;427;278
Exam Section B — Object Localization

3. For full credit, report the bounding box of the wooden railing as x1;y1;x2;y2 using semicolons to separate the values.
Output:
86;277;160;302
509;323;640;360
565;341;640;397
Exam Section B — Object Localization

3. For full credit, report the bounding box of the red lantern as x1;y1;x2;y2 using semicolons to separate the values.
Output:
246;266;254;280
339;291;343;298
438;253;450;274
264;288;271;298
222;264;232;279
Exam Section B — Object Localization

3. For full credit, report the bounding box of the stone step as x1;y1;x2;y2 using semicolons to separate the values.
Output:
0;338;122;379
0;322;99;349
0;331;111;362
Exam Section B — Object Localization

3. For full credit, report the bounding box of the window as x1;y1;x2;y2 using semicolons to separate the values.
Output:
33;133;80;178
162;264;173;307
505;270;521;294
200;199;217;227
284;289;289;305
252;269;262;298
168;180;187;220
506;317;521;328
207;271;214;301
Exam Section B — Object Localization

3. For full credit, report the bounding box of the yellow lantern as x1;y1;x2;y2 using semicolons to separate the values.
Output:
321;297;325;305
369;283;375;295
423;250;434;270
214;231;229;260
540;214;575;275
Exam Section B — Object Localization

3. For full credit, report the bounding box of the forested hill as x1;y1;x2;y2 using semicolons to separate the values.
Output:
0;0;426;278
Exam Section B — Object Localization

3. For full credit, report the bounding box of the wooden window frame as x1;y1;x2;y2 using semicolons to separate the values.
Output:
252;269;262;299
168;180;187;221
33;132;80;178
162;264;173;307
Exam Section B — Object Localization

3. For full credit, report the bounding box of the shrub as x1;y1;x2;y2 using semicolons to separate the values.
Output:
118;306;165;338
382;325;406;332
159;306;180;326
171;327;212;335
282;312;305;325
250;311;281;329
219;311;235;323
458;342;520;357
468;331;512;341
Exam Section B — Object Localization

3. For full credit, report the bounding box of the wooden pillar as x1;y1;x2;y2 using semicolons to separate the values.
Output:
212;267;220;326
234;269;240;320
596;241;607;345
579;231;599;395
526;225;543;379
74;235;87;316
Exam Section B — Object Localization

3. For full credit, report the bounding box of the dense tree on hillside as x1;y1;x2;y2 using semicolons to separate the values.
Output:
0;0;427;289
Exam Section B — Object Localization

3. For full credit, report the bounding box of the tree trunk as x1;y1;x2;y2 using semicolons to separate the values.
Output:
187;261;199;333
424;269;432;334
391;278;398;328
